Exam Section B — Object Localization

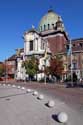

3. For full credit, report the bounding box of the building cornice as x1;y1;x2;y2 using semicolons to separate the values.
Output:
41;30;69;40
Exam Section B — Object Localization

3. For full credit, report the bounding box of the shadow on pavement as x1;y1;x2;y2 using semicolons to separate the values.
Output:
52;114;68;124
0;92;28;99
52;114;59;122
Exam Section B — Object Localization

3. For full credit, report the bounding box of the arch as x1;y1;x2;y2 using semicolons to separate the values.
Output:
44;24;46;31
40;26;42;31
48;24;50;30
52;23;54;28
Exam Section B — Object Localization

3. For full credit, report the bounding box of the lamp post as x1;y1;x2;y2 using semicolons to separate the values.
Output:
43;40;48;85
80;50;83;80
67;39;73;86
5;58;7;84
70;39;73;86
44;59;47;85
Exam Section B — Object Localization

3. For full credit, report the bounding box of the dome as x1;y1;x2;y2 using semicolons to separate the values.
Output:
38;9;61;32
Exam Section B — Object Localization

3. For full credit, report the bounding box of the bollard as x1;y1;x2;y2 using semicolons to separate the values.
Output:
47;100;55;107
21;87;25;90
17;86;21;89
33;91;38;96
57;112;68;123
8;84;10;87
26;89;32;93
12;85;16;88
38;94;44;100
3;84;6;86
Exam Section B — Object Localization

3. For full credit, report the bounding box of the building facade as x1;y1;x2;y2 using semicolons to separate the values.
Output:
21;9;67;81
6;9;83;81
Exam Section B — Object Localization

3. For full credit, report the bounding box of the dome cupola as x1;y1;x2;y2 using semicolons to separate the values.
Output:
56;16;65;31
38;9;62;32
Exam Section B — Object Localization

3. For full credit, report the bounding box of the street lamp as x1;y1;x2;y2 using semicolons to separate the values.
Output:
44;59;47;85
42;38;51;85
70;39;73;86
80;50;83;80
66;39;73;86
5;58;7;84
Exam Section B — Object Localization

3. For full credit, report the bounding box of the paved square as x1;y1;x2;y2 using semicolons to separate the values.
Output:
0;84;82;125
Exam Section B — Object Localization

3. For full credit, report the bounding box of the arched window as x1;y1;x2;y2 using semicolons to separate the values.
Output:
79;43;82;47
48;24;50;30
30;40;33;51
73;44;75;47
44;24;46;31
52;24;54;28
41;26;42;31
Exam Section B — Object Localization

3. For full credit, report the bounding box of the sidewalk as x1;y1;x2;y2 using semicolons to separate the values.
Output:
0;84;82;125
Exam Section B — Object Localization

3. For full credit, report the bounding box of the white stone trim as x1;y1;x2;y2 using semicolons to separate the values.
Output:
44;33;63;39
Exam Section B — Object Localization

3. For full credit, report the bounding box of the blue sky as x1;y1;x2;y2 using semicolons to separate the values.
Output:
0;0;83;61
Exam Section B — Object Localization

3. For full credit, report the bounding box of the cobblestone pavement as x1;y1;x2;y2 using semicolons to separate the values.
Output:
0;81;83;125
7;81;83;111
2;81;83;108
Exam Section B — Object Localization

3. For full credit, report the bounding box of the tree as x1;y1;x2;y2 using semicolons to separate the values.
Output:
49;56;64;80
0;64;5;77
22;56;39;80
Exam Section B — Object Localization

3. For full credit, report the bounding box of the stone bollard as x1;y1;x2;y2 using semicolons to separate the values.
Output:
17;86;21;89
26;89;32;93
12;85;16;88
57;112;68;123
3;84;6;86
21;87;25;90
47;100;55;107
33;91;38;96
38;94;44;100
8;84;10;87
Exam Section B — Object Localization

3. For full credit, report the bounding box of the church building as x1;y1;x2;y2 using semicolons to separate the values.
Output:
7;9;83;81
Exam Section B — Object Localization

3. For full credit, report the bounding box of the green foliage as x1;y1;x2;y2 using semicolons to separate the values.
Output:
65;72;77;82
64;75;71;82
22;56;38;77
55;54;62;60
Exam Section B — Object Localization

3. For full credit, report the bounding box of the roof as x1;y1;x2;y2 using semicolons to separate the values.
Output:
7;54;16;61
58;38;83;54
72;38;83;42
38;9;60;32
24;28;40;36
